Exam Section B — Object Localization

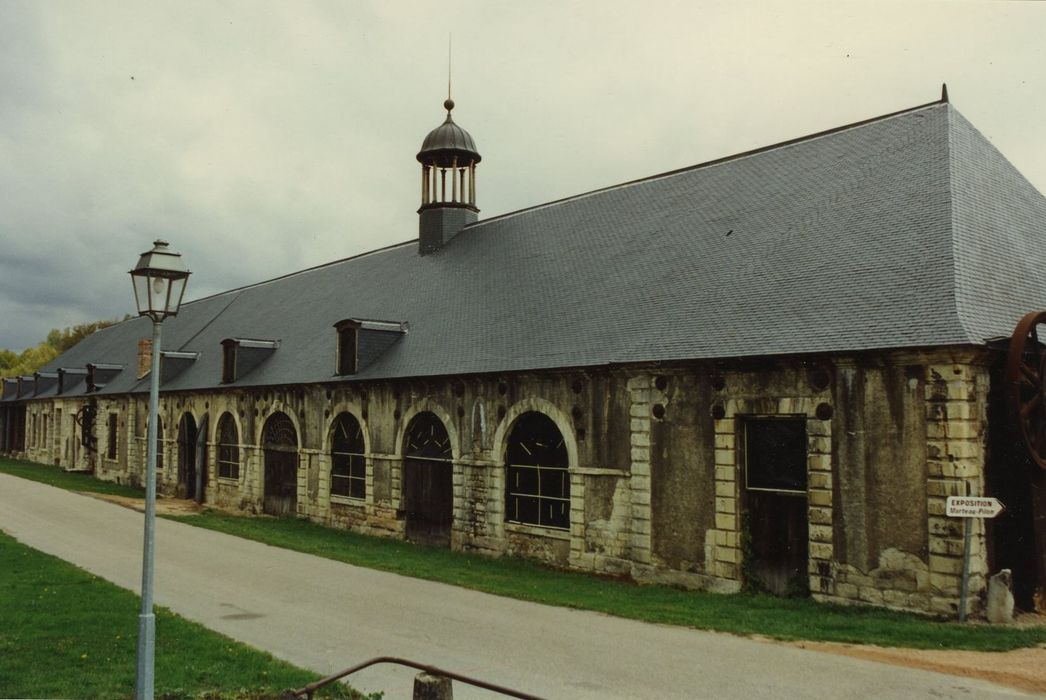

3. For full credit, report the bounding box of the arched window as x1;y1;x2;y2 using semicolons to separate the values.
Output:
331;413;365;499
216;412;240;480
505;411;569;529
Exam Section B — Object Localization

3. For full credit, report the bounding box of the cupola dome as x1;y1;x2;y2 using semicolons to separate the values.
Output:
417;99;482;167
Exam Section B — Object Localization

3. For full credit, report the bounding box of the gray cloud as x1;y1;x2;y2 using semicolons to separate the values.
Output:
2;0;1046;350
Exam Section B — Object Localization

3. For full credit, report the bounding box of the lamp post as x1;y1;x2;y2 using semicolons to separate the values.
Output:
129;240;189;700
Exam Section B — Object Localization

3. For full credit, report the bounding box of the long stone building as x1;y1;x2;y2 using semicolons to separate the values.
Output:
3;89;1046;617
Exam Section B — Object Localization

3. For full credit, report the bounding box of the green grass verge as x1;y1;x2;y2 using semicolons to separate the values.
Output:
0;457;145;498
4;457;1046;652
0;531;372;700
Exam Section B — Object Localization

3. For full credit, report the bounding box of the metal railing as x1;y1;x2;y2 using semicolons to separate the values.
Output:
283;656;547;700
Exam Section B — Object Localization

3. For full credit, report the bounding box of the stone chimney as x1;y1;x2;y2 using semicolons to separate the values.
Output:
137;338;153;379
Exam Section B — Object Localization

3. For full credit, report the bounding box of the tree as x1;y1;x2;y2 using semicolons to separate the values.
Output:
0;317;127;379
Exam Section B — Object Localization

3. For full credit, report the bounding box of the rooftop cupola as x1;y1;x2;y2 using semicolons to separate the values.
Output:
416;98;480;254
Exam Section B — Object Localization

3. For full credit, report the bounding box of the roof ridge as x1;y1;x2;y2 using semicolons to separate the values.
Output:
944;105;979;345
472;98;947;229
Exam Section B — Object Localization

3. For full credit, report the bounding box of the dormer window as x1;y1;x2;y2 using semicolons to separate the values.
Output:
220;338;278;384
57;368;87;395
85;363;123;393
333;318;408;377
221;340;237;384
334;320;361;376
160;351;199;385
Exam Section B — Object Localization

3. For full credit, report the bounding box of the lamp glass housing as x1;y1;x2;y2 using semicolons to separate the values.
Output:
129;240;190;321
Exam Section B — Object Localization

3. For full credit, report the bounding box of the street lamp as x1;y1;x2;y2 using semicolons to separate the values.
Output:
130;240;189;700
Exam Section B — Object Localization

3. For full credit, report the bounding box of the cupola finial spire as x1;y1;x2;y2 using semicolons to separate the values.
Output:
417;43;481;255
446;34;453;113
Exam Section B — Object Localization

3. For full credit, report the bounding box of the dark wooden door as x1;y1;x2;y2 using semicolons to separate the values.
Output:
263;412;298;516
403;412;453;546
744;491;809;595
403;457;453;545
264;447;298;516
177;413;198;500
742;418;809;596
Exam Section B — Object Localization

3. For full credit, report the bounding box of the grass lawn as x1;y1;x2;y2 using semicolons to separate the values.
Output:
0;531;373;700
0;458;145;498
4;457;1046;653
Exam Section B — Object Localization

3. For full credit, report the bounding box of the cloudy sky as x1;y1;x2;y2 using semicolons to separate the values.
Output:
1;0;1045;351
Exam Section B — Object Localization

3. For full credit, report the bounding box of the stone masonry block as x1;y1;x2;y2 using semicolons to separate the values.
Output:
859;587;885;605
714;433;735;450
715;560;739;580
926;421;981;440
925;401;976;421
809;524;833;543
715;513;737;531
631;431;650;447
805;419;831;437
926;459;982;479
926;478;968;498
630;490;651;506
925;379;976;403
808;472;832;490
627;375;652;390
715;466;736;482
808;489;832;507
926;440;981;461
927;496;946;517
808;507;832;525
834;582;859;600
809;542;833;561
929;572;960;596
715;497;736;514
716;546;738;564
808;436;831;454
715;481;735;497
715;449;735;466
807;453;831;472
929;554;964;576
713;419;735;434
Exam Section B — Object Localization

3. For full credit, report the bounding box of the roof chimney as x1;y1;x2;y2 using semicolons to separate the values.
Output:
137;338;153;379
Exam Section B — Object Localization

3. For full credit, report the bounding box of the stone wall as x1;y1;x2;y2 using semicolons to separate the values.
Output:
6;347;998;615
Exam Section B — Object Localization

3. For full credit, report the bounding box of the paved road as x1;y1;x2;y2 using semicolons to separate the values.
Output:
0;473;1037;699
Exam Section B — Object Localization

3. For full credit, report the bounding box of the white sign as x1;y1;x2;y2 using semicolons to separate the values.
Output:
946;496;1005;519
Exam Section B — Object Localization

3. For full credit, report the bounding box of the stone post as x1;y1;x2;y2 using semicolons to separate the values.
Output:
413;672;453;700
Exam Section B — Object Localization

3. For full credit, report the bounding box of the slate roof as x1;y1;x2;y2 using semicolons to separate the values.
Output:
12;98;1046;401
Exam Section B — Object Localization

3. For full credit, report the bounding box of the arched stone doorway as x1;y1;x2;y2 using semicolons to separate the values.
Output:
262;412;298;516
402;411;453;546
176;413;201;500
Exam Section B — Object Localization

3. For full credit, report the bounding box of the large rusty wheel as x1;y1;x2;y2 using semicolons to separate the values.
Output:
1006;311;1046;470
